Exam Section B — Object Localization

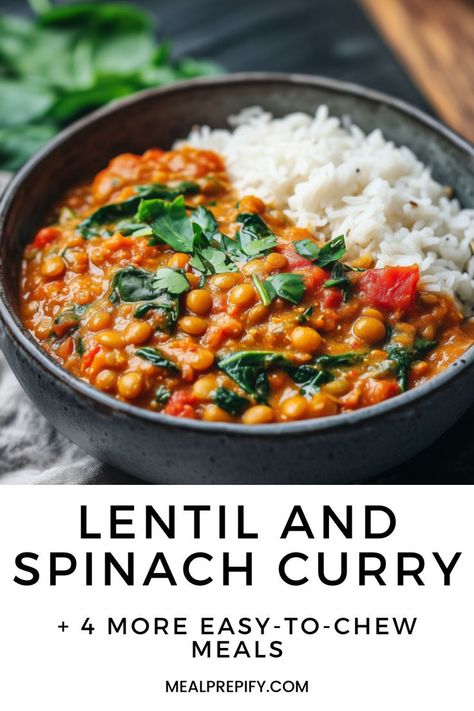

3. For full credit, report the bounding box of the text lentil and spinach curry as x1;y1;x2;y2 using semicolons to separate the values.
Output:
20;147;474;424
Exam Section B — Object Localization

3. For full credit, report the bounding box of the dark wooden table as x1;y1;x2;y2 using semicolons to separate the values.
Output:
7;0;473;483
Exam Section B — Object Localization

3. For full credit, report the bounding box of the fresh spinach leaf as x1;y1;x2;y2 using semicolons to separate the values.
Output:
265;273;306;305
136;347;179;371
286;351;365;396
79;182;198;238
387;338;437;391
155;385;172;404
315;352;366;368
109;265;181;331
217;350;290;403
236;213;277;257
212;387;249;416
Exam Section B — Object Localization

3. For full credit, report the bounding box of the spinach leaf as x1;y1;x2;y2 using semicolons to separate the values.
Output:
265;273;306;305
109;265;181;331
155;385;172;404
79;182;198;238
286;351;366;396
287;364;333;397
52;303;87;334
136;347;179;371
236;213;277;257
212;387;249;416
294;234;346;268
217;350;290;403
75;335;86;356
387;338;437;391
0;79;55;128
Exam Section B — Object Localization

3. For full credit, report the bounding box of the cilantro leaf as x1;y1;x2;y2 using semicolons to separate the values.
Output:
236;213;277;257
139;195;195;252
295;234;347;268
265;272;306;305
152;267;190;296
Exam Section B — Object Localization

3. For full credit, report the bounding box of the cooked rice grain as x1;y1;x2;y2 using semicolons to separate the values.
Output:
178;106;474;315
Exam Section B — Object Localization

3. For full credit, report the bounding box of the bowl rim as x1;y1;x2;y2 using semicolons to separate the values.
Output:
0;71;473;437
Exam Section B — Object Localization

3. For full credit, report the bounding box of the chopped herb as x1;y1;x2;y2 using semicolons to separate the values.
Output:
324;261;352;302
153;268;190;296
387;338;437;391
252;274;272;306
78;182;198;238
236;213;277;257
265;272;306;305
136;347;179;370
294;238;320;261
155;385;171;404
294;234;347;268
212;387;249;416
297;305;313;323
75;335;86;356
217;350;290;403
315;352;366;368
139;195;195;253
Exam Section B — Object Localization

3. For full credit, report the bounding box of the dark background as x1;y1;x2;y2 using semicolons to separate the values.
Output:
3;0;473;483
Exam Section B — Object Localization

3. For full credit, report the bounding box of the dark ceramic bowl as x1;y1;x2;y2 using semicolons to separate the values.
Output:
0;73;473;483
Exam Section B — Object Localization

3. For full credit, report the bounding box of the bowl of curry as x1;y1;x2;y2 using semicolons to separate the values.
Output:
0;74;473;483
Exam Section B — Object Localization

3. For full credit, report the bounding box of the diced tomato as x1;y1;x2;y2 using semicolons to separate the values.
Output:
321;287;343;309
361;378;400;406
82;345;101;370
33;226;61;248
278;245;313;270
300;265;328;293
358;265;419;311
163;390;197;419
56;337;73;360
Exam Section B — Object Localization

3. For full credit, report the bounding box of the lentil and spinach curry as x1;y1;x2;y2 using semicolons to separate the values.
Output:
20;147;474;424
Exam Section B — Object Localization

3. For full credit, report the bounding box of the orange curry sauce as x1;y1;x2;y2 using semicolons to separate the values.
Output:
20;147;474;424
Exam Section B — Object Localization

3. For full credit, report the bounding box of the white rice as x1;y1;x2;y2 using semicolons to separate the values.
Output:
176;106;474;316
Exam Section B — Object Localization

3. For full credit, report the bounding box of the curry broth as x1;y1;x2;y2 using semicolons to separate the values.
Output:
19;147;473;424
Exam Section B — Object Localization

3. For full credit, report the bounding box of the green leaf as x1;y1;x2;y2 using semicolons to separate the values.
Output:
191;205;219;239
212;387;249;416
78;183;198;238
218;350;290;403
297;305;313;323
252;274;272;306
0;123;57;170
323;261;352;302
265;272;306;305
387;338;437;391
152;268;190;296
38;3;152;32
286;351;366;396
155;385;171;404
140;195;195;253
110;265;182;331
294;238;320;261
0;80;55;128
294;234;346;268
189;244;236;276
236;213;277;257
136;347;179;371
